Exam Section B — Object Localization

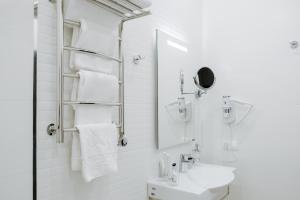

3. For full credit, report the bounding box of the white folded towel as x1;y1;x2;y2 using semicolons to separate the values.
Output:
74;105;113;125
73;70;119;103
71;105;113;171
77;123;118;182
70;19;117;73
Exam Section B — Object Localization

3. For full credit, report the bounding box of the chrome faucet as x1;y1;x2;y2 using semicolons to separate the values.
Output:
179;154;194;173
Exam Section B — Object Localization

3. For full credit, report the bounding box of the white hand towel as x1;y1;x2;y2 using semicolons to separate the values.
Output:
77;123;118;182
74;105;113;125
71;132;82;171
70;19;117;73
74;70;119;103
70;70;118;172
71;105;113;171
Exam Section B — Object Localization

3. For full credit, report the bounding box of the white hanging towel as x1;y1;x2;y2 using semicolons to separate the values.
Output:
70;19;117;73
74;105;113;125
71;133;82;171
77;123;118;182
72;70;119;103
70;70;118;171
71;105;113;171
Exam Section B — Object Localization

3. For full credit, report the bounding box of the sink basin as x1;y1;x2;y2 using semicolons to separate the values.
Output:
147;163;235;200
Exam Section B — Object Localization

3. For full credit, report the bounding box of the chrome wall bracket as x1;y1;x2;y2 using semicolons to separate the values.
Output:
194;89;206;98
133;55;145;64
47;123;57;136
119;135;128;146
290;41;299;49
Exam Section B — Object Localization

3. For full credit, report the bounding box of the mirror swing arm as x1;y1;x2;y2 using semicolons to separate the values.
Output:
180;71;207;99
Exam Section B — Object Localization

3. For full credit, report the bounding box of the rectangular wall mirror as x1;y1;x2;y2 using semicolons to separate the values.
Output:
156;29;195;149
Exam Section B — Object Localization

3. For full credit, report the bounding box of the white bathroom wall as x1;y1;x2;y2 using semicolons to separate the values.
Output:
0;1;33;199
37;0;203;200
200;0;300;199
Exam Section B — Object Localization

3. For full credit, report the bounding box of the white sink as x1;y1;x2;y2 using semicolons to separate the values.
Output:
148;163;235;200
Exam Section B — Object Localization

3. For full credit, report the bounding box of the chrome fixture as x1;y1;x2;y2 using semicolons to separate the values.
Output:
290;41;299;49
180;67;216;99
180;71;203;98
48;0;151;146
192;140;201;164
133;54;145;64
179;154;194;173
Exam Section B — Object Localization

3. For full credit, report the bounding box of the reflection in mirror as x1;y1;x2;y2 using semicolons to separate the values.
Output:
156;29;195;149
194;67;215;90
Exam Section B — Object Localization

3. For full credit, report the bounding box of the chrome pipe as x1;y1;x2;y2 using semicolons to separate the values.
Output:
106;0;136;12
56;0;64;143
64;125;121;132
64;19;80;27
64;101;121;106
63;73;123;84
121;10;151;22
63;46;122;62
119;22;124;136
63;20;122;41
86;0;151;19
123;0;143;9
118;21;128;146
64;128;78;132
87;0;127;17
63;73;78;78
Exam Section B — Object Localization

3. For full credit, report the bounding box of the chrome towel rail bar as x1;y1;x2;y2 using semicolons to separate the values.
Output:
63;73;78;78
64;101;121;106
64;46;122;62
64;19;122;41
64;19;80;27
48;0;151;147
64;124;122;133
63;73;123;84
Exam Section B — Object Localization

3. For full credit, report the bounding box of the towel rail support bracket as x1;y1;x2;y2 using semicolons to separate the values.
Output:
47;123;57;136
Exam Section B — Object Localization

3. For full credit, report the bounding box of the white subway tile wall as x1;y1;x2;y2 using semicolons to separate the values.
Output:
200;0;300;199
37;0;203;200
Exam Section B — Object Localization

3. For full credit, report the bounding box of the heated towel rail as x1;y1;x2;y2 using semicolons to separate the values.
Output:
47;0;151;146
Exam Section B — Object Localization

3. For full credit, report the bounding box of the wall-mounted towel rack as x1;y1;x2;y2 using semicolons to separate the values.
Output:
47;0;151;146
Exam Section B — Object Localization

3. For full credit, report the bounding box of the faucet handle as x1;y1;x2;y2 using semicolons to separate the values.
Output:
179;154;195;173
192;139;201;153
181;154;194;162
193;143;201;153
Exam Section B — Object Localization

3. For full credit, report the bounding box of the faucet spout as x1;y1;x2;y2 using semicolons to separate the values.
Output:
179;154;194;173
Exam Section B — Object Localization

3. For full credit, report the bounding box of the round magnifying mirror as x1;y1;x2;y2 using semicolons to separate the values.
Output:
194;67;215;90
